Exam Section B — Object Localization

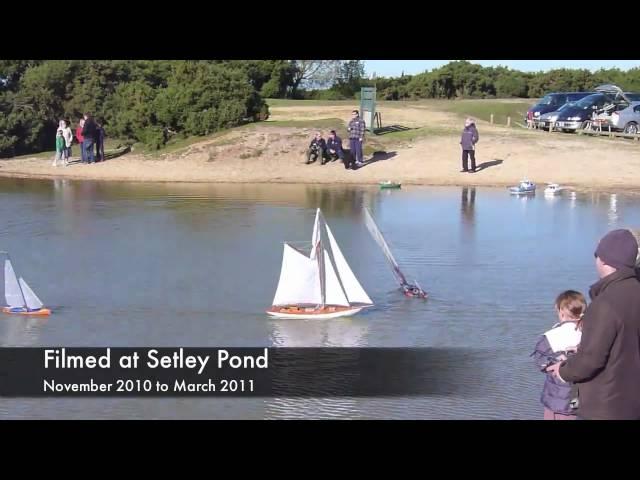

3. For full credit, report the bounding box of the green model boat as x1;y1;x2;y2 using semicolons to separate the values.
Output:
379;181;401;189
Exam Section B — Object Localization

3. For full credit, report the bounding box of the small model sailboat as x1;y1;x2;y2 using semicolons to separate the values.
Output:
363;208;427;299
1;252;51;316
267;209;373;319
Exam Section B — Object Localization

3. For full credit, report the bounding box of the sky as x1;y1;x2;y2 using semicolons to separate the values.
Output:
364;60;640;77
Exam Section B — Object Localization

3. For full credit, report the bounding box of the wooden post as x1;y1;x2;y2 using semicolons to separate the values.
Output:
490;114;494;124
507;116;511;127
549;122;554;133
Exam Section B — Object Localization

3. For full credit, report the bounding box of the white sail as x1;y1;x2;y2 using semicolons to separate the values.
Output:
364;208;408;286
19;278;44;310
324;221;373;305
4;259;26;308
310;208;320;260
323;250;350;307
272;244;322;306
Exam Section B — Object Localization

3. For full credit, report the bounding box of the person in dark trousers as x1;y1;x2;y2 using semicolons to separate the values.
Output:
81;113;97;164
547;229;640;420
95;120;105;162
460;117;479;172
306;131;328;165
347;110;366;167
326;130;345;164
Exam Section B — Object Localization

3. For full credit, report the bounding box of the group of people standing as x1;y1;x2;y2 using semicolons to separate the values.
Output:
306;109;480;174
533;229;640;420
53;113;105;167
306;110;367;170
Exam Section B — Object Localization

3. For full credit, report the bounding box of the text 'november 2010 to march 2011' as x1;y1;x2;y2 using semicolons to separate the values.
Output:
42;378;255;394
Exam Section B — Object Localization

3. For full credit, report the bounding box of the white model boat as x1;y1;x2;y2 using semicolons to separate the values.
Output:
266;209;373;319
509;179;536;195
544;183;565;195
1;252;51;316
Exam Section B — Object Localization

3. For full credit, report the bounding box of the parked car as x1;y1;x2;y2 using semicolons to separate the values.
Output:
525;92;592;126
610;101;640;134
537;103;577;130
551;90;639;132
583;86;640;132
591;102;634;131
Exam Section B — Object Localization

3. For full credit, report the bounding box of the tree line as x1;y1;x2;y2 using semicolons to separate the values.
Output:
0;60;285;157
315;60;640;101
2;60;639;157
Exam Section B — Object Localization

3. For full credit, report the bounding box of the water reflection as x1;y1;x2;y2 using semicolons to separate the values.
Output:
269;318;369;347
0;316;48;347
608;194;618;226
461;187;476;233
266;318;369;419
304;187;367;217
517;194;534;210
543;192;560;205
570;191;577;209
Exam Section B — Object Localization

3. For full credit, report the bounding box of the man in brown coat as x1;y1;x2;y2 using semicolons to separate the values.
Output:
547;229;640;420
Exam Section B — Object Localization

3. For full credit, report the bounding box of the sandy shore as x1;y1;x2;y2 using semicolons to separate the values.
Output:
3;102;640;194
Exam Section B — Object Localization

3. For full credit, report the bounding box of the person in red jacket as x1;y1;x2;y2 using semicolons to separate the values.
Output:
76;118;85;163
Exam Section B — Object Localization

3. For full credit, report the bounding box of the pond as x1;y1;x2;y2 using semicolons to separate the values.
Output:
1;178;638;419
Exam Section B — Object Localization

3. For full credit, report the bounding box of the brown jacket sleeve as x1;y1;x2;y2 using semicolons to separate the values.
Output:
559;299;619;382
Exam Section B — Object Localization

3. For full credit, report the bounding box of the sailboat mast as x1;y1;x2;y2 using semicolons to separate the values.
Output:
318;237;326;308
364;208;408;286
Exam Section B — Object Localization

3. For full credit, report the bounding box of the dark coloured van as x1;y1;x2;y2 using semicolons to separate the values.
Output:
526;92;592;124
554;92;640;131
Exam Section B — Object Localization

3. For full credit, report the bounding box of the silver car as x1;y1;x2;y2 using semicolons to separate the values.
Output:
610;101;640;134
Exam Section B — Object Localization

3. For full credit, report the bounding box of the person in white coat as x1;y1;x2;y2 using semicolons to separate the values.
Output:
60;119;73;165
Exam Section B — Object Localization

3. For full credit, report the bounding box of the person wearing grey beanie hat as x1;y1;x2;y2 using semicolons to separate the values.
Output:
594;229;638;272
545;229;640;419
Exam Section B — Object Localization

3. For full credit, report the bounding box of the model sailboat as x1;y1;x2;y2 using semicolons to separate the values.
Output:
363;208;427;298
1;252;51;316
267;209;373;319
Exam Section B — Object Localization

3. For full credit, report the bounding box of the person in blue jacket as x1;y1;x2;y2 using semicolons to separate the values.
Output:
326;130;345;165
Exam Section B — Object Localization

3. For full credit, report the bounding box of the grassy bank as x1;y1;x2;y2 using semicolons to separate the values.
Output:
268;98;534;127
266;99;355;108
261;118;344;129
429;100;532;126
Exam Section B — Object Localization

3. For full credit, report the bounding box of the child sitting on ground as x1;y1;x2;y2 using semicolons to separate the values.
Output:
531;290;586;420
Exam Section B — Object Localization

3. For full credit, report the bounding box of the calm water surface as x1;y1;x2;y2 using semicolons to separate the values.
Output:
1;178;638;419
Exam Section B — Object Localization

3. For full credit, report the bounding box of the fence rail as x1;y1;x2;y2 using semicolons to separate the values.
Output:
577;128;640;141
517;119;640;142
